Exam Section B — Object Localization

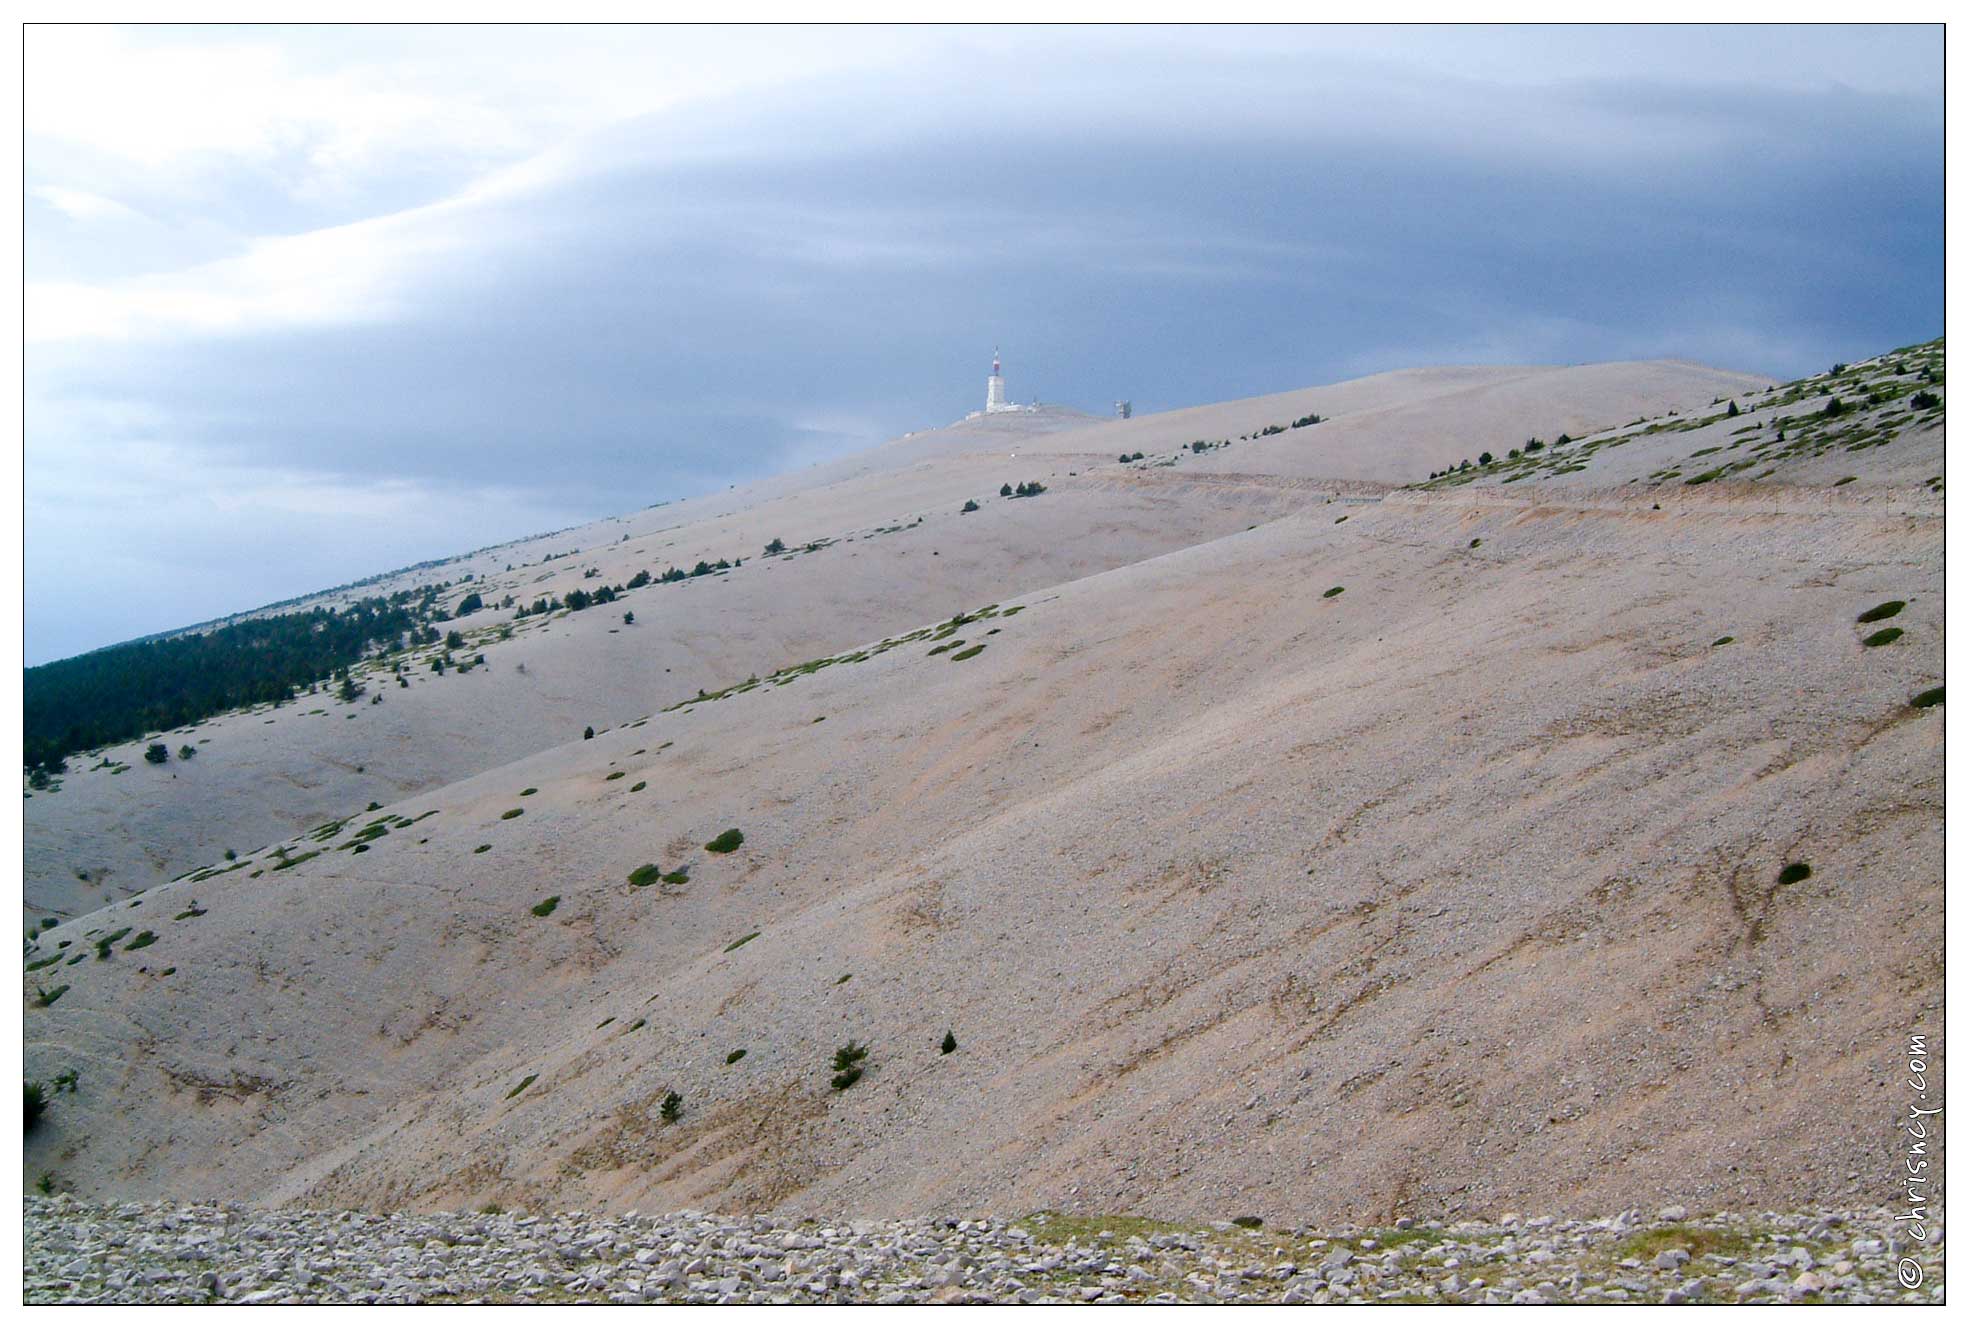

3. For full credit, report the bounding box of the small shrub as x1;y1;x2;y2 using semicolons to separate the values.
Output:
1322;586;1344;598
34;985;68;1008
661;870;689;885
627;864;663;887
504;1074;537;1100
1910;390;1941;411
705;828;744;854
940;1029;957;1055
531;896;560;917
660;1091;683;1123
1712;636;1735;647
474;844;491;854
27;1081;48;1129
631;781;647;792
583;726;595;740
177;744;196;760
1469;538;1481;548
961;499;980;513
606;771;625;781
999;483;1013;496
1231;1216;1264;1230
1856;600;1906;623
1911;686;1944;708
501;808;524;820
726;1049;747;1064
949;644;986;661
125;931;157;951
521;787;538;796
1777;863;1812;886
764;537;787;555
1477;451;1493;466
144;743;169;765
724;931;760;952
831;1041;869;1091
1862;627;1904;648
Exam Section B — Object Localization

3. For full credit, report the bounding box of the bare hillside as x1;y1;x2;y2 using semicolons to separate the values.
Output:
23;343;1939;1226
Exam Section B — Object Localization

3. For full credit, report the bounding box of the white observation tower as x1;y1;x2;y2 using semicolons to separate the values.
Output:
984;347;1014;414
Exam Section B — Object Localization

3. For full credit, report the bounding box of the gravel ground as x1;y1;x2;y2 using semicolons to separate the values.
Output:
23;1196;1942;1305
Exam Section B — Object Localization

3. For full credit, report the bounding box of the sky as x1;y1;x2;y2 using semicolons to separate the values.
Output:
24;23;1943;664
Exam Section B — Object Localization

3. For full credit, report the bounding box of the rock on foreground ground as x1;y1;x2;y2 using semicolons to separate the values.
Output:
23;1196;1942;1305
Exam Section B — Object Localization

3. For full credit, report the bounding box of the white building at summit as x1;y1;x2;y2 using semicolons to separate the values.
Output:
981;347;1033;415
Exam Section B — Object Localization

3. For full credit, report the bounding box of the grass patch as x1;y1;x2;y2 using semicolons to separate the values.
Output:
1322;586;1344;598
662;869;689;885
606;771;625;781
1712;636;1735;647
1777;863;1812;885
34;985;69;1007
630;781;646;792
474;844;492;854
124;931;157;951
531;896;560;917
724;931;760;952
504;1074;537;1100
1857;600;1906;623
500;808;524;820
520;787;538;796
1862;627;1904;647
725;1048;747;1064
949;644;987;661
1911;686;1944;708
705;828;744;854
627;863;663;887
1613;1224;1756;1264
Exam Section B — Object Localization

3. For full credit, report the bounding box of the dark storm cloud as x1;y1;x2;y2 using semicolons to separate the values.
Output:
24;26;1942;662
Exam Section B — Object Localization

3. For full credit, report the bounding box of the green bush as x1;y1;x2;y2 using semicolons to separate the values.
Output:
950;644;986;661
505;1074;537;1100
27;1081;48;1130
177;744;197;760
34;985;68;1008
660;1091;683;1123
941;1029;957;1055
144;742;169;765
1911;687;1944;708
125;931;157;951
962;499;980;513
726;1049;747;1065
1862;627;1904;648
705;828;744;854
606;771;625;781
831;1042;869;1091
627;864;663;887
531;896;560;917
1777;863;1811;886
724;931;760;952
1911;390;1941;411
1856;600;1906;623
764;537;787;555
1712;636;1735;647
521;787;538;796
1322;586;1344;598
501;808;524;820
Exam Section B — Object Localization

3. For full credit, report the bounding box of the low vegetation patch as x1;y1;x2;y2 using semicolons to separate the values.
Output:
501;808;525;820
831;1041;869;1091
504;1074;537;1100
949;644;987;661
725;1049;747;1064
1777;863;1812;886
1862;627;1904;648
627;863;664;887
724;932;760;952
531;896;560;917
705;828;745;854
1911;686;1944;708
1856;600;1906;623
1322;586;1344;598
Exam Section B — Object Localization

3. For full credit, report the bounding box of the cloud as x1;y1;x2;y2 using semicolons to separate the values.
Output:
22;25;1942;663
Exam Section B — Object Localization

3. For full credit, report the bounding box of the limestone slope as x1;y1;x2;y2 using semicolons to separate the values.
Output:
24;343;1940;1224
